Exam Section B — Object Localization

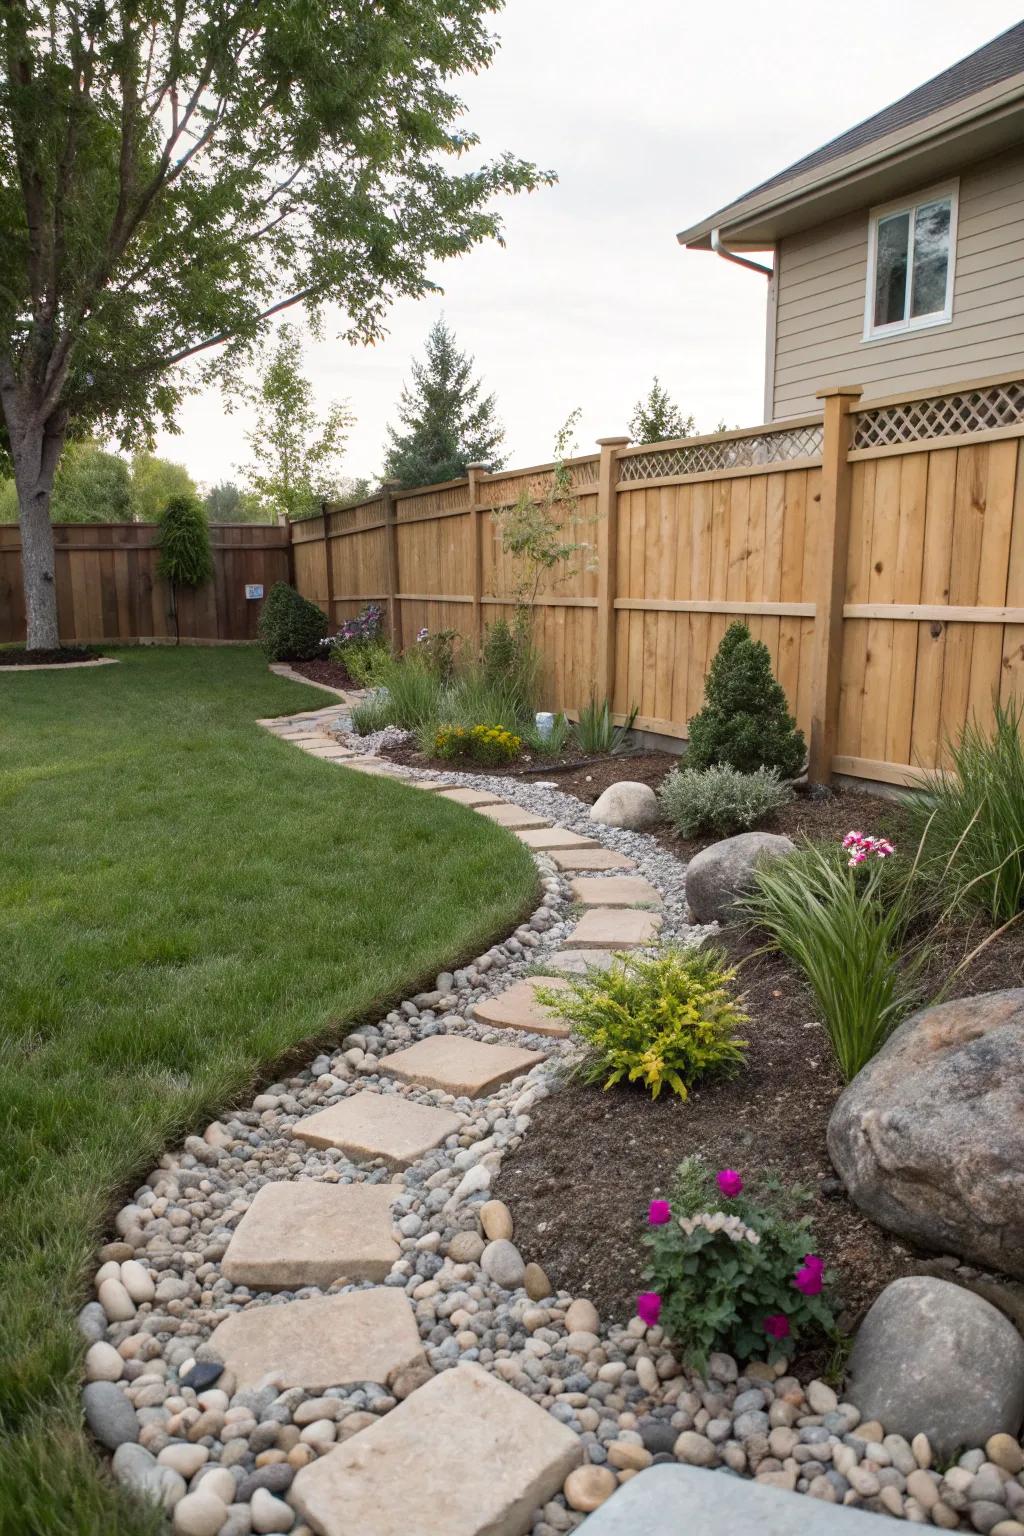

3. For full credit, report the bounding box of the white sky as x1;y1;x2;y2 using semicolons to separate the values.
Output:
157;0;1024;489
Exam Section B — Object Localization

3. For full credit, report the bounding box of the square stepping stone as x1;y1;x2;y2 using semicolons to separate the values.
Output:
436;787;505;807
291;1360;583;1536
569;908;663;949
208;1289;424;1393
292;1092;463;1170
221;1181;399;1289
378;1036;544;1097
516;827;599;849
476;802;551;829
569;875;663;907
545;948;624;975
549;847;637;872
471;977;572;1037
409;781;457;792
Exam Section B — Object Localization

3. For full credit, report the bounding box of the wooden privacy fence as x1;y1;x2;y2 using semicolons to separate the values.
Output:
298;368;1024;787
0;522;291;645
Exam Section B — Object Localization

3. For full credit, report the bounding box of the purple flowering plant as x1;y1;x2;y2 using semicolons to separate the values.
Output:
638;1157;836;1370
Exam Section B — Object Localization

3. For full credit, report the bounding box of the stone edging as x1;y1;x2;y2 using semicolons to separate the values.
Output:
267;663;360;701
0;655;119;672
77;700;1023;1536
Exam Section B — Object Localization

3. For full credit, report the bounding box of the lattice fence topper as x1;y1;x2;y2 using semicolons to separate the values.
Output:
618;423;823;482
853;379;1024;450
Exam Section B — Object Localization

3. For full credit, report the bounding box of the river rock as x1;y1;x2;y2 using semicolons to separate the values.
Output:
590;782;658;831
480;1238;525;1290
82;1381;140;1450
845;1276;1024;1459
828;989;1024;1276
684;831;795;923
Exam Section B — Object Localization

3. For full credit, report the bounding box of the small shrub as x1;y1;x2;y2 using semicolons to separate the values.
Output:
741;831;924;1080
658;764;793;838
687;622;806;778
903;701;1024;923
156;495;213;588
481;612;541;717
415;626;460;684
350;691;395;735
434;723;521;766
536;945;748;1100
574;696;638;754
639;1157;836;1369
257;582;328;661
324;604;389;683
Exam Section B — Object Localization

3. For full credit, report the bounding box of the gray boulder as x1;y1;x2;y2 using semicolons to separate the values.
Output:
845;1276;1024;1459
684;831;795;923
82;1380;140;1450
590;781;658;831
828;989;1024;1276
480;1238;526;1290
581;1463;882;1534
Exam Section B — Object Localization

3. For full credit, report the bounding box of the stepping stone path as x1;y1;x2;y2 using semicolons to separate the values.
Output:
208;1289;425;1392
568;875;663;907
544;947;624;975
292;1090;464;1169
291;1361;583;1536
477;802;552;829
568;907;663;949
379;1035;545;1097
515;827;599;849
221;1180;399;1288
548;847;636;871
436;786;505;806
472;977;572;1037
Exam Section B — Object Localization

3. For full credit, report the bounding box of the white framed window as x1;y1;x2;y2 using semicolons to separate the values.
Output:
863;180;958;341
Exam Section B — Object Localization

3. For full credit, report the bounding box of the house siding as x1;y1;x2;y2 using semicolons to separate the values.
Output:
770;145;1024;417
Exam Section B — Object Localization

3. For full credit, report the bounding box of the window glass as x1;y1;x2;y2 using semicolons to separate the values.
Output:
873;211;910;328
910;198;951;319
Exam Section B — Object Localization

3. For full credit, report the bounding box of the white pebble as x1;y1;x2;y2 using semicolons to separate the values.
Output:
85;1342;124;1382
172;1490;227;1536
120;1260;155;1303
250;1488;295;1533
98;1277;136;1322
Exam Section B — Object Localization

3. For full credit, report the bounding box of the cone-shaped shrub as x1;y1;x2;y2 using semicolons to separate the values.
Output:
257;582;328;661
686;621;806;778
156;495;213;588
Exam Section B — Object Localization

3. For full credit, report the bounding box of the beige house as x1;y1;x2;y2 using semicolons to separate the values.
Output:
678;22;1024;421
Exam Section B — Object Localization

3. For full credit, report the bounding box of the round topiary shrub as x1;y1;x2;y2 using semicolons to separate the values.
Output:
686;621;806;779
257;582;329;661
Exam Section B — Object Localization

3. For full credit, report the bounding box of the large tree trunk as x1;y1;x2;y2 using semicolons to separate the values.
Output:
5;408;67;651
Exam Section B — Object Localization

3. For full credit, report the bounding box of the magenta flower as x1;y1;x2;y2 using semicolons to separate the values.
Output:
763;1314;791;1341
794;1254;824;1296
648;1199;671;1226
636;1292;661;1327
716;1169;743;1199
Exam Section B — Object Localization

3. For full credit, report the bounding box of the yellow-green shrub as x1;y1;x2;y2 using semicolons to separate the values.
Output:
434;722;521;766
537;945;748;1100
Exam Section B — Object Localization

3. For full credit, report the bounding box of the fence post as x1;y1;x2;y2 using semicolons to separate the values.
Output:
808;385;862;784
466;463;489;654
320;502;335;625
381;479;403;651
595;436;630;705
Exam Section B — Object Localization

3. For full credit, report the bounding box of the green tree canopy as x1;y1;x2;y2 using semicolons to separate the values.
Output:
131;453;197;523
628;379;695;446
0;440;135;523
241;326;355;520
383;318;505;487
203;481;270;523
0;0;552;646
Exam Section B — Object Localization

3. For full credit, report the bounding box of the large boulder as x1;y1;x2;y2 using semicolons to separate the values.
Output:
828;989;1024;1276
845;1276;1024;1459
590;781;658;831
684;831;795;924
581;1463;882;1534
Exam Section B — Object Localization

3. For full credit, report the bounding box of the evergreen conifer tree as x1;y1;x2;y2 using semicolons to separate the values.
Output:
628;378;694;445
687;621;806;778
383;320;505;486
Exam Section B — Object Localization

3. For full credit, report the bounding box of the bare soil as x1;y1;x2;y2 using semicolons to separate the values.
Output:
285;657;361;690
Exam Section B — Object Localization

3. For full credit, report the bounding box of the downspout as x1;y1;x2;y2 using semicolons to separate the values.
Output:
710;228;773;277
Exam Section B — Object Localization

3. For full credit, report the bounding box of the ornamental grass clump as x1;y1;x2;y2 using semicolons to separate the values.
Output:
741;830;924;1081
536;945;748;1101
686;621;806;778
658;764;794;838
638;1158;836;1369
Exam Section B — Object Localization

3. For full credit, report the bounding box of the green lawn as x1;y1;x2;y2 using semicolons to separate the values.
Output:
0;646;537;1534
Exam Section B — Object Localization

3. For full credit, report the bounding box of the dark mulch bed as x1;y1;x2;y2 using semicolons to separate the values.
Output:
491;781;1024;1373
379;739;682;793
285;657;361;690
0;645;101;666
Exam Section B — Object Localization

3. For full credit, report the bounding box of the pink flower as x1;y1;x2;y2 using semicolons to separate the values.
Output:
763;1314;791;1340
794;1254;824;1296
716;1169;743;1199
842;831;863;849
636;1292;661;1327
648;1199;671;1226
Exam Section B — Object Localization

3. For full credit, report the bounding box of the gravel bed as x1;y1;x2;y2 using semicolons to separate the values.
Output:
78;715;1024;1535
